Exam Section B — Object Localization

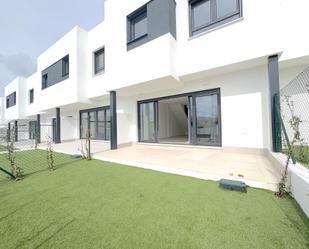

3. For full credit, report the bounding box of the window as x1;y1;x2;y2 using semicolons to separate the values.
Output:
80;107;111;140
29;89;34;104
6;92;16;109
62;55;69;76
128;6;148;42
189;0;241;36
94;48;105;75
42;74;48;89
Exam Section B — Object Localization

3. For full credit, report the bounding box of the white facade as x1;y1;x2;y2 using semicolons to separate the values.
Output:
1;0;309;149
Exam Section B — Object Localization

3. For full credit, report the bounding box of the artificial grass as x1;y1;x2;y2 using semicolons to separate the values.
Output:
0;152;308;249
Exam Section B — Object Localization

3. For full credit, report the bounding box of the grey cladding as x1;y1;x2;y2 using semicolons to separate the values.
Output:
127;0;177;51
42;55;69;89
6;92;16;109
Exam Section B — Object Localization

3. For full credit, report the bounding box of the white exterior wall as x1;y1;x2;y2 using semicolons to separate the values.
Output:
116;65;271;149
34;27;88;112
4;77;27;120
0;97;5;125
26;72;40;117
85;23;109;99
0;0;308;151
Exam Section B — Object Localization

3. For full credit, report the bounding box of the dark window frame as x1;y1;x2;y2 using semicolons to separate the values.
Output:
137;88;222;147
42;74;48;90
79;106;111;141
6;92;16;109
127;5;148;44
94;47;105;75
189;0;242;36
29;88;34;104
62;55;69;77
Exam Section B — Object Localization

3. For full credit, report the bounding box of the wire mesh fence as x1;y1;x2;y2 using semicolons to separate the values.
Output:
0;120;83;182
279;66;309;168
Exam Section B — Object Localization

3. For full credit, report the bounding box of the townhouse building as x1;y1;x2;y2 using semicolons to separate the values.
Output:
2;0;309;154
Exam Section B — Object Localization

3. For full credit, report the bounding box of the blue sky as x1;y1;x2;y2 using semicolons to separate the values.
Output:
0;0;104;95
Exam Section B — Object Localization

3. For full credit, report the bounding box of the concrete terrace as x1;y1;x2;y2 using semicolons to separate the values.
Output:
94;144;281;191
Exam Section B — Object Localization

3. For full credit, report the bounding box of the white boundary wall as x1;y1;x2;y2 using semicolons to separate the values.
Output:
269;152;309;218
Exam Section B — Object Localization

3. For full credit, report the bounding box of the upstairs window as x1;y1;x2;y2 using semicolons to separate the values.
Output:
29;89;34;104
128;6;148;43
62;55;69;76
94;48;105;75
6;92;16;109
42;74;48;89
189;0;241;36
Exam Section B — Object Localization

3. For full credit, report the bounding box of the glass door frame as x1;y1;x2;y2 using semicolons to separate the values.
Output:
137;100;159;143
137;88;222;147
190;90;222;147
79;106;110;141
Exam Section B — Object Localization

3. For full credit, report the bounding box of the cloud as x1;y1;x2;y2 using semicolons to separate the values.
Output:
0;52;36;77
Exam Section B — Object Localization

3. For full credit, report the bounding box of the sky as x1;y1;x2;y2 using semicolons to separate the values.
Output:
0;0;104;96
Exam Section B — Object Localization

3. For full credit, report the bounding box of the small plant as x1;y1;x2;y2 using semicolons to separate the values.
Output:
85;129;91;160
78;140;86;159
7;126;23;180
276;96;302;197
46;135;55;171
77;129;91;160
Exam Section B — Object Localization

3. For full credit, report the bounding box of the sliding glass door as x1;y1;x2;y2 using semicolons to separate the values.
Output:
138;101;158;142
138;89;221;146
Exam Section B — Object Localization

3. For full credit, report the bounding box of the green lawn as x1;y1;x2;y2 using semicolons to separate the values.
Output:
0;144;7;152
292;145;309;168
0;151;308;249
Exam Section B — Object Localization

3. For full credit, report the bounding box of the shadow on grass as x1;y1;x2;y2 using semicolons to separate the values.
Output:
0;201;32;223
23;159;82;178
33;219;76;249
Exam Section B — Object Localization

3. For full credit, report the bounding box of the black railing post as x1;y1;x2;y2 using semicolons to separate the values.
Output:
7;122;11;143
110;91;118;150
14;120;18;142
55;108;61;144
36;114;41;144
268;55;282;152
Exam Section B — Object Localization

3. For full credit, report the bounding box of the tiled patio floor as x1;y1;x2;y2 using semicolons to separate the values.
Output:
94;144;282;191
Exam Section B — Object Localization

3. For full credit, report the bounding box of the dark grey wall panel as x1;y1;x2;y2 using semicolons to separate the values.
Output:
41;55;69;89
127;0;177;51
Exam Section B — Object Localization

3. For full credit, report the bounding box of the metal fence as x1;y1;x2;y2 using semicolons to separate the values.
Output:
280;66;309;145
0;120;83;181
278;66;309;167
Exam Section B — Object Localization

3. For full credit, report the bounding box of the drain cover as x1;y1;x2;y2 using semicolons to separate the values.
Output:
219;179;247;193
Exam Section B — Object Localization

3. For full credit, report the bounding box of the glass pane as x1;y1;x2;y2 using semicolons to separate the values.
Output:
105;109;111;140
95;50;104;72
133;14;147;39
89;112;96;138
217;0;238;18
97;110;105;139
81;112;88;138
97;110;104;121
192;0;211;29
195;94;220;145
139;102;156;142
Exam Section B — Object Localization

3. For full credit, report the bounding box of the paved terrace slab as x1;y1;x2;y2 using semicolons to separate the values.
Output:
94;144;282;191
